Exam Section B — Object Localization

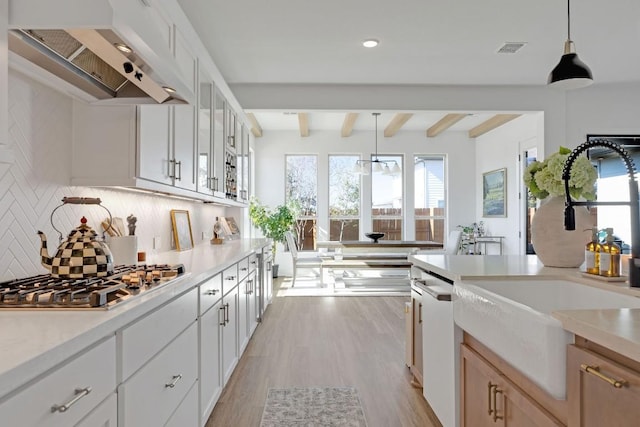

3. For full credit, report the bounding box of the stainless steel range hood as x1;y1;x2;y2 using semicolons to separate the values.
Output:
8;28;183;104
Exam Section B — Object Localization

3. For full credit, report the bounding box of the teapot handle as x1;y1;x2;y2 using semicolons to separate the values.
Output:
50;197;113;242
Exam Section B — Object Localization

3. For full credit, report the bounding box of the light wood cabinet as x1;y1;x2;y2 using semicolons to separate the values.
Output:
461;344;564;426
568;343;640;426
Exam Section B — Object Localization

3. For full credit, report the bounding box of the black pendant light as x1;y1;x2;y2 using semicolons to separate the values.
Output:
547;0;593;89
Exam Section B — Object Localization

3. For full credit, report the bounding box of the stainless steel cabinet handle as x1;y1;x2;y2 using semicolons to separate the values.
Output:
51;387;92;413
240;267;248;271
219;305;225;326
418;302;422;324
205;289;218;296
224;302;230;324
225;276;236;281
165;374;183;388
168;159;176;178
175;160;182;181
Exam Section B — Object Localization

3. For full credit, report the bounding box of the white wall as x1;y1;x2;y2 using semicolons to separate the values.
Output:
0;70;226;280
254;128;477;272
475;114;543;255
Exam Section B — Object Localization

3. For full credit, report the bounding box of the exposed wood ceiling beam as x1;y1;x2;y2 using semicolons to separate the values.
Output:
298;113;309;137
247;113;263;138
427;113;468;137
468;114;521;138
384;113;413;137
341;113;359;137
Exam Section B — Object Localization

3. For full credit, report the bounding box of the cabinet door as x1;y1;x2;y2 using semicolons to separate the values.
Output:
568;345;640;426
248;271;258;335
174;27;197;95
197;66;213;195
461;344;563;427
461;345;498;427
410;288;423;385
138;105;172;185
222;285;239;385
238;277;249;354
173;105;197;191
213;88;226;195
75;393;117;427
200;299;223;422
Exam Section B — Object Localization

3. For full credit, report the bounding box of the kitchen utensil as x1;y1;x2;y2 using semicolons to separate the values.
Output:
113;217;126;237
38;197;114;278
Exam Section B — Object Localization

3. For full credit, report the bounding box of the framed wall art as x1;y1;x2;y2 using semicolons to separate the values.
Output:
170;209;194;251
482;168;506;217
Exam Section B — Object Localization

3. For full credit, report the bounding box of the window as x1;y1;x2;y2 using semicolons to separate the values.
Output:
285;155;317;250
371;155;403;240
329;155;360;240
414;156;445;243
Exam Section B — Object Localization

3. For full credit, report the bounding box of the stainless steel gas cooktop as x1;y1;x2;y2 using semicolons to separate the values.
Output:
0;264;186;309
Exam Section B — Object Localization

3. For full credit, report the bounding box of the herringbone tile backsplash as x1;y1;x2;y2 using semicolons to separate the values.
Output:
1;70;227;280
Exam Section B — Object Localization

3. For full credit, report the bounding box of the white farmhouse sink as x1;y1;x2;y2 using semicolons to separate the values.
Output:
453;279;640;400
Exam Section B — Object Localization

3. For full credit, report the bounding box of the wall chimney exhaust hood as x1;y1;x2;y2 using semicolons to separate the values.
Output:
7;0;195;105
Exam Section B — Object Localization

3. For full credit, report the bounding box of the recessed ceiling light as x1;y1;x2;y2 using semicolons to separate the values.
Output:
163;86;176;93
362;39;379;48
114;43;133;54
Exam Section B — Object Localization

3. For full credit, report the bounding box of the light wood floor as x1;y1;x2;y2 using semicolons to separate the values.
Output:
206;278;442;427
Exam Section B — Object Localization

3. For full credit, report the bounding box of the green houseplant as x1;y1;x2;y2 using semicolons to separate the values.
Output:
249;198;297;277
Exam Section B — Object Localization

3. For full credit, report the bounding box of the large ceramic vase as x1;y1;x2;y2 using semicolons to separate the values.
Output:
531;196;593;268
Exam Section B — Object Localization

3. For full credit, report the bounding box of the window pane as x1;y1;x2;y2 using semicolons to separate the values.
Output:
371;155;403;240
415;156;445;243
329;155;360;241
286;155;317;250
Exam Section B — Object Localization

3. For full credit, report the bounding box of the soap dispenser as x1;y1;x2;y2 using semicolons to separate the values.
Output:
585;227;601;275
599;228;621;277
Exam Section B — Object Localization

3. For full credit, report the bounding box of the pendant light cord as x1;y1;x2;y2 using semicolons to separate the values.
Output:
567;0;571;40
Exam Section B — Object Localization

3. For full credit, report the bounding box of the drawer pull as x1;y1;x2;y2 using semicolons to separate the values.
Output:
51;387;92;413
581;364;627;388
240;267;248;271
165;374;183;388
491;386;503;422
487;383;495;415
225;276;236;281
205;289;218;296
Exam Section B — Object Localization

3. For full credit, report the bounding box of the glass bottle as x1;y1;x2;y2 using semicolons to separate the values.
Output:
584;227;601;275
599;228;621;277
212;217;225;244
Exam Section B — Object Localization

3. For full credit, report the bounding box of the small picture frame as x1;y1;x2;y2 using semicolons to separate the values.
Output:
170;210;194;251
482;168;507;217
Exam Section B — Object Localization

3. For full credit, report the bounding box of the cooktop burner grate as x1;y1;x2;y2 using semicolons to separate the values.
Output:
0;264;186;309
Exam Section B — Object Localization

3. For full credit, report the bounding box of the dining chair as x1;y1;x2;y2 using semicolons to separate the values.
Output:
284;231;323;287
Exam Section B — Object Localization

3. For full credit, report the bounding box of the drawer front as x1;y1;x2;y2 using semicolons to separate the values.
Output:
248;253;258;274
120;288;197;381
120;322;198;427
199;273;222;315
222;264;238;295
238;257;250;281
0;336;116;427
165;381;199;427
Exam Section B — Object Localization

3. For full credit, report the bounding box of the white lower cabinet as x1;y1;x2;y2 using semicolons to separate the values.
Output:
222;284;239;385
75;393;117;427
248;271;258;336
238;276;250;354
119;321;198;427
0;336;116;427
200;297;223;423
166;381;199;427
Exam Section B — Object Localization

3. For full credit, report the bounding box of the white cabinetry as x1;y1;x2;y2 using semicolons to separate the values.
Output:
118;288;198;427
138;104;197;192
75;393;117;427
166;381;199;427
199;274;223;423
222;272;239;385
0;336;116;427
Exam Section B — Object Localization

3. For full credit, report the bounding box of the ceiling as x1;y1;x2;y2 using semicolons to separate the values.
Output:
177;0;640;137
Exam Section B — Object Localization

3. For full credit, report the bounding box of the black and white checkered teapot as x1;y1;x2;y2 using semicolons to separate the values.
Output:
38;197;114;278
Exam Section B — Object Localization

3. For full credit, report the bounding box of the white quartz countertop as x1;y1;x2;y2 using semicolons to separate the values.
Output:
553;308;640;362
410;254;640;362
0;238;270;400
409;254;580;281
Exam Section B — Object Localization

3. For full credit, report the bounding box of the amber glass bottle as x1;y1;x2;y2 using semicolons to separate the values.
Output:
599;228;621;277
585;227;601;275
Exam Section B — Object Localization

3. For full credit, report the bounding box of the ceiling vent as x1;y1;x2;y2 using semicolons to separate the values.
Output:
497;42;527;54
